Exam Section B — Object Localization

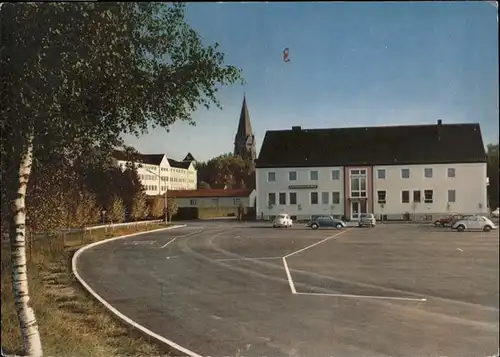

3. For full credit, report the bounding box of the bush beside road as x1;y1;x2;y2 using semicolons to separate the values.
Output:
1;223;176;357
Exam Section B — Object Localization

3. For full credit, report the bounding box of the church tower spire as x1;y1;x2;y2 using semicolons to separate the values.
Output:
234;95;256;161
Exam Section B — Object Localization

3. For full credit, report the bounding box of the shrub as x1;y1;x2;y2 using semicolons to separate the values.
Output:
130;192;148;222
107;196;125;223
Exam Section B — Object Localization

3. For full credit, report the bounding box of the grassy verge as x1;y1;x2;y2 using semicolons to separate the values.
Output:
1;223;176;357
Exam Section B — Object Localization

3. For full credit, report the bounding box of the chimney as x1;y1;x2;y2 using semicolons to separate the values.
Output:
436;119;442;141
292;126;301;132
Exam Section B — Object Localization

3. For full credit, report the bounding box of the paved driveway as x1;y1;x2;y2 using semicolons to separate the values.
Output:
75;222;499;357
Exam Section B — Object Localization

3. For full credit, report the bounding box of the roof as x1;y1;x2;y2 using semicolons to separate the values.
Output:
235;96;253;140
168;158;191;169
168;189;254;199
183;152;196;162
113;150;165;166
113;149;195;168
256;122;487;168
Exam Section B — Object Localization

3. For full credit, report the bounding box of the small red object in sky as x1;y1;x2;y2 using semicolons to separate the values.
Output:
283;47;291;63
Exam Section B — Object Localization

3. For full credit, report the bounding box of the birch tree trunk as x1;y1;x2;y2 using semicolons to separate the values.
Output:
10;139;43;357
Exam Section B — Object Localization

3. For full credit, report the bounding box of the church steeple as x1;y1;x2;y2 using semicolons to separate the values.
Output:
234;95;256;161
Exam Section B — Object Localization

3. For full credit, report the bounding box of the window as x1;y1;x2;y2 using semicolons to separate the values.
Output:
424;190;433;203
332;192;340;204
321;192;329;205
310;192;319;205
212;198;219;205
331;170;340;180
289;171;297;181
268;172;276;181
279;192;287;205
350;170;367;198
424;168;433;178
289;192;297;205
190;199;197;205
234;198;241;205
401;168;410;179
413;190;421;203
448;190;456;203
377;169;386;179
377;190;386;204
402;190;410;203
310;171;318;180
268;193;276;206
447;168;455;178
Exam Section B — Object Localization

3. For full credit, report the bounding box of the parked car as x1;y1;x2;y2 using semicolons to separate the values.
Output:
451;215;497;232
358;213;376;227
306;215;346;230
491;207;499;218
272;214;293;228
434;214;466;227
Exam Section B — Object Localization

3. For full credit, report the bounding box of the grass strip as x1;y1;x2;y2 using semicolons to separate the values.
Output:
1;223;176;357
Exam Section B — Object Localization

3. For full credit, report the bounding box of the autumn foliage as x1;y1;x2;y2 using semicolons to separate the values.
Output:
16;155;153;233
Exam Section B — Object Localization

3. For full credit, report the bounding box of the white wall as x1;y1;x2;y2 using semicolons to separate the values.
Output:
175;195;252;208
169;162;197;191
116;158;197;196
372;163;488;216
256;166;345;219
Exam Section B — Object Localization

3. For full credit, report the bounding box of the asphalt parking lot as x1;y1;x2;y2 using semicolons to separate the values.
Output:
75;221;499;357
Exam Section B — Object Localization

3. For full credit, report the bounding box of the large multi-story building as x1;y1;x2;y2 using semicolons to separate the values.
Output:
112;150;197;196
255;120;488;221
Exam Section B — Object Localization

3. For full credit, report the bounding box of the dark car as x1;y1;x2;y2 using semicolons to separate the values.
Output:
306;215;346;230
434;214;466;227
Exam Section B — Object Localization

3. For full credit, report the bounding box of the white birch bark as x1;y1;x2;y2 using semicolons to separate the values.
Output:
10;138;43;357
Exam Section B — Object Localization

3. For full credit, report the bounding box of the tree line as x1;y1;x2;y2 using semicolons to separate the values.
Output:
196;153;256;190
14;152;179;235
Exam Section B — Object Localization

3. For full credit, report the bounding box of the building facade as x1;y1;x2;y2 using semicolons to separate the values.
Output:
255;121;488;221
113;150;197;196
168;188;256;209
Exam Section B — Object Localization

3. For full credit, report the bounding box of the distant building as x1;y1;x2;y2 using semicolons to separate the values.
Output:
168;188;256;209
112;150;197;196
255;120;488;221
233;96;257;161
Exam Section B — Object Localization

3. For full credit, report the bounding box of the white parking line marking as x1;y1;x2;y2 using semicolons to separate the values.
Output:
215;257;282;262
160;237;177;249
283;228;354;259
295;292;427;302
282;257;297;294
159;230;203;248
282;229;353;295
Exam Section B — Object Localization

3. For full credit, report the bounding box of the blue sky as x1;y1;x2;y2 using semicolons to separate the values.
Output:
123;2;499;162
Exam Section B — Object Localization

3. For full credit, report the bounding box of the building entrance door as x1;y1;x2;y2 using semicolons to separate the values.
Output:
351;200;367;220
351;201;360;220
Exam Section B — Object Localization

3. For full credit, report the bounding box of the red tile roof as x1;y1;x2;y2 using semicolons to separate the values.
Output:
167;189;253;198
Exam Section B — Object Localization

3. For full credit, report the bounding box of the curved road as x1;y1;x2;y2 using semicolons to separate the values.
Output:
75;222;499;357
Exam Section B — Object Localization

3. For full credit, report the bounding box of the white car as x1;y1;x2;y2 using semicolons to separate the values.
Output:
491;207;499;218
358;213;376;227
272;214;293;228
451;215;497;232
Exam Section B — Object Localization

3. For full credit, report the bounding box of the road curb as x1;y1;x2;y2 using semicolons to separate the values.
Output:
71;224;203;357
